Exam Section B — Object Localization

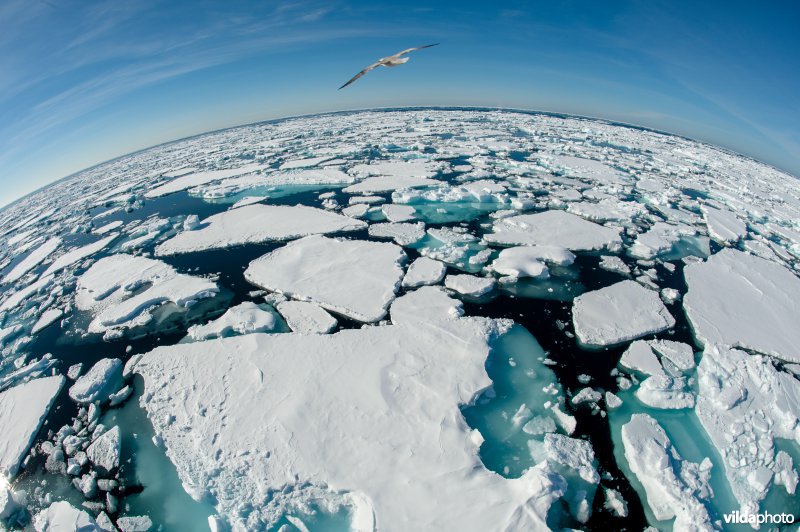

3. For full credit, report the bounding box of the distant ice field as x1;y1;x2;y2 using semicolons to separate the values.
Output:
0;108;799;531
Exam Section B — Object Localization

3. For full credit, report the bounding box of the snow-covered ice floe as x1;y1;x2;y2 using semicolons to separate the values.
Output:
186;302;278;341
695;345;800;516
0;376;64;477
75;254;219;336
572;280;675;348
276;300;337;334
683;249;800;363
135;316;568;530
401;257;447;289
621;413;716;531
245;235;405;323
485;210;622;252
155;204;366;255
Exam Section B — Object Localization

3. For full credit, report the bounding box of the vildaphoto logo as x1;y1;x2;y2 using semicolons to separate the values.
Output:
723;510;796;525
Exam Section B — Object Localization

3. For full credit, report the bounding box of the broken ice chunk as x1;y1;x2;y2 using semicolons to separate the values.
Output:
277;301;338;334
186;302;278;341
245;235;405;323
684;249;800;363
635;375;695;409
0;376;64;477
621;413;715;530
87;426;120;475
68;358;124;405
572;280;674;348
485;210;622;252
33;500;99;531
619;340;666;377
401;257;447;289
444;274;495;298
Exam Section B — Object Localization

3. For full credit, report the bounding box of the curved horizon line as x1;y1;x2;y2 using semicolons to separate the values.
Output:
2;105;796;212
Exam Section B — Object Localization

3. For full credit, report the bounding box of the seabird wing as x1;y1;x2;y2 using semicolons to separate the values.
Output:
395;43;440;57
338;60;383;90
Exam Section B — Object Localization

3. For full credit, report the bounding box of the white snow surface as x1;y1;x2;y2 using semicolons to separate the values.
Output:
276;300;338;334
485;211;622;251
75;254;219;335
31;308;63;335
135;317;567;531
367;222;426;246
695;344;800;515
2;237;61;284
683;249;800;363
444;274;495;297
245;235;406;323
187;302;278;340
572;280;675;348
401;257;447;289
145;164;264;198
34;501;100;531
42;234;117;277
0;376;64;477
68;358;123;404
155;204;366;255
621;413;715;531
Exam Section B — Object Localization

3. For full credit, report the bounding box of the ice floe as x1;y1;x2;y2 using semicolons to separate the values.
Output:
684;249;800;362
368;222;426;246
135;317;566;530
572;280;675;348
0;376;64;477
31;308;63;335
390;286;464;325
75;254;219;336
245;235;405;322
2;237;61;284
485;210;622;252
155;204;366;255
276;300;337;334
41;234;117;278
401;257;447;288
444;274;495;298
186;302;278;341
701;205;747;244
621;414;715;530
145;164;264;198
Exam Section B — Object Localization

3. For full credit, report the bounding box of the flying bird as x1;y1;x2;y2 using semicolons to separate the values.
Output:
338;43;439;90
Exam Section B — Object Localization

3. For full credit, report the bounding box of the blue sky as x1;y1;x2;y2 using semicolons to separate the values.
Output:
0;0;798;207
